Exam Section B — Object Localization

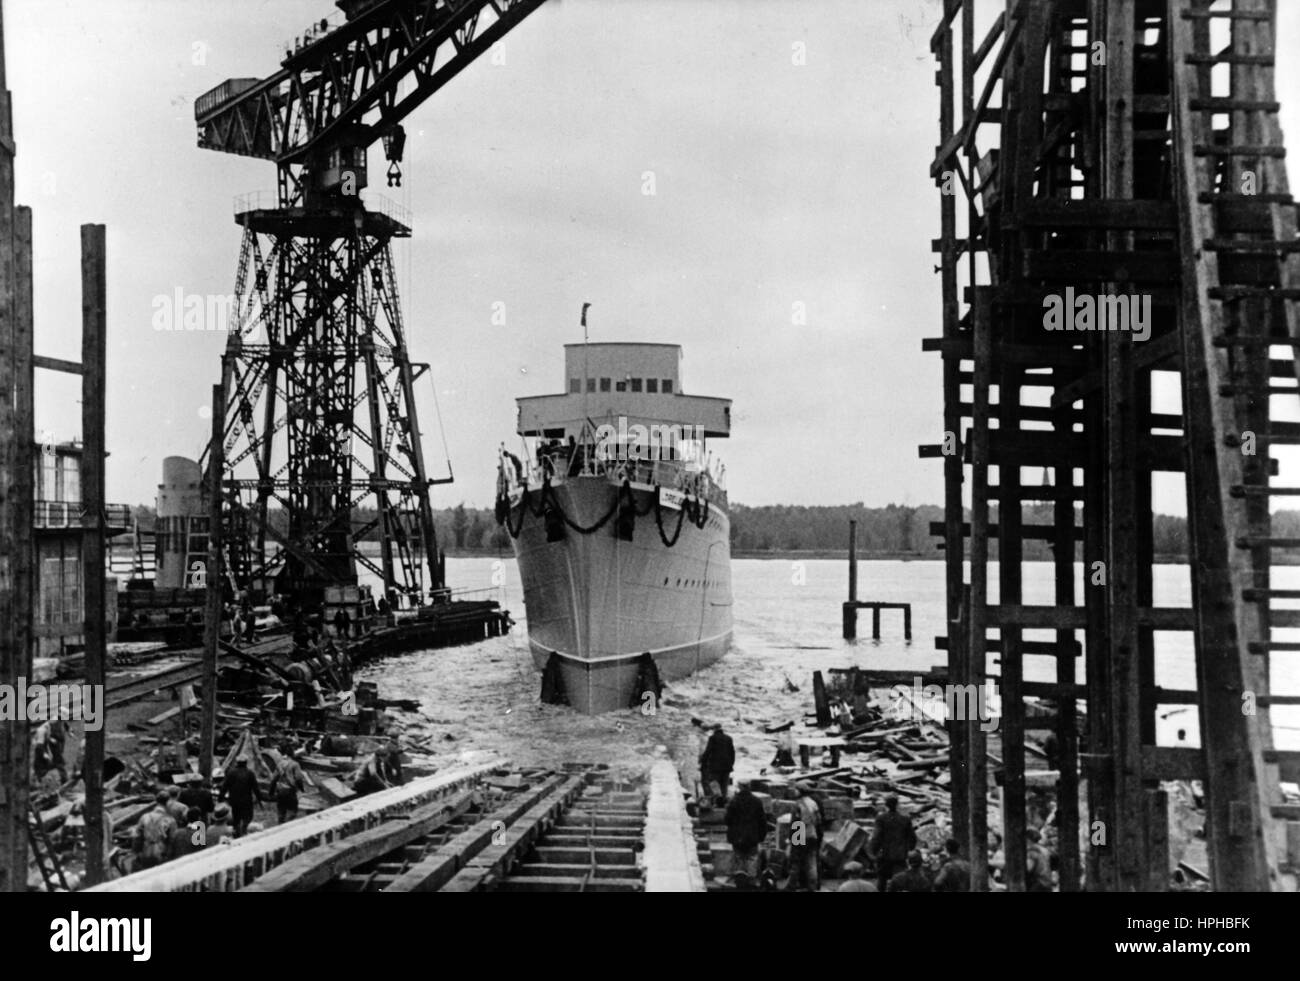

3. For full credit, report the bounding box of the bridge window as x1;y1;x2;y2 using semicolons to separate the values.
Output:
647;379;659;393
662;379;673;393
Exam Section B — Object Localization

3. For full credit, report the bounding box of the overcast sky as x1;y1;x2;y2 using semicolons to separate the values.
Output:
8;0;1300;511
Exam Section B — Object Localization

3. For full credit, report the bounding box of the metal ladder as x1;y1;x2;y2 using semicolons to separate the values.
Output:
27;800;70;892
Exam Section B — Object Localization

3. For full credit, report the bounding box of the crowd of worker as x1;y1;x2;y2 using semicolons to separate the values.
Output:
280;609;356;708
120;728;391;875
701;723;1056;892
124;753;271;872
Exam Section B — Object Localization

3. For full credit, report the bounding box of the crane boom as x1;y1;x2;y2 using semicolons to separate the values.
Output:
195;0;546;172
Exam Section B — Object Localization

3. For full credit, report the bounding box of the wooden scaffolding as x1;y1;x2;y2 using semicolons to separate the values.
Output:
927;0;1299;891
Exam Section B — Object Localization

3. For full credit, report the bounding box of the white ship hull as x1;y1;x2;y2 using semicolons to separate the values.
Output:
510;475;733;714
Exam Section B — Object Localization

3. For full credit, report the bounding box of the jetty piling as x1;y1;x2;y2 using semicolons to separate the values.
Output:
842;520;912;641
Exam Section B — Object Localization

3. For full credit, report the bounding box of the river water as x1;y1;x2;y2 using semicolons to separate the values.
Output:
356;557;1300;784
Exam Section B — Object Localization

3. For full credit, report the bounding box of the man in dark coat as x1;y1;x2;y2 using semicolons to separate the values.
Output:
870;794;917;892
333;606;352;640
699;724;735;802
724;780;767;886
220;759;262;838
178;778;215;823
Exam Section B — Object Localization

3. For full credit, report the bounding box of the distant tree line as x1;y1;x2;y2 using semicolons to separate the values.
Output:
132;499;1300;559
729;503;1199;559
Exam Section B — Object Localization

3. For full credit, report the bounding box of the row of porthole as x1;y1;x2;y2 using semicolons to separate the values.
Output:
661;576;722;589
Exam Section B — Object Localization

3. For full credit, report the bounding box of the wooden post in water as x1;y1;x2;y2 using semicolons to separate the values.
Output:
812;670;831;728
81;223;107;886
848;519;857;602
842;520;857;639
200;382;224;779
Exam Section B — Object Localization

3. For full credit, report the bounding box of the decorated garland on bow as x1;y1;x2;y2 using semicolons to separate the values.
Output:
497;477;709;545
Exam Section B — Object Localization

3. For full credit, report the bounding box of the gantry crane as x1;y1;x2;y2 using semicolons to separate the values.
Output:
194;0;548;605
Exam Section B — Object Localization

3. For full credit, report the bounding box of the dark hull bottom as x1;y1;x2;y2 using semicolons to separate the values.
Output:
530;631;732;714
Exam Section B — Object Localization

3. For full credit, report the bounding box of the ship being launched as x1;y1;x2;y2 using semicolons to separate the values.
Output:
495;342;733;714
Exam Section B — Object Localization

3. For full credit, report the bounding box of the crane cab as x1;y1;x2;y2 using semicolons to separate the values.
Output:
318;145;368;196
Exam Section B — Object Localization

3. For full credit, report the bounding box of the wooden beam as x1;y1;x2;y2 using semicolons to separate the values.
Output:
11;205;33;887
938;9;968;852
966;275;991;892
999;365;1027;892
1170;0;1279;890
0;5;22;887
1054;362;1081;888
31;353;82;375
81;224;108;885
200;383;223;779
1142;746;1207;782
1022;249;1180;282
1017;198;1177;230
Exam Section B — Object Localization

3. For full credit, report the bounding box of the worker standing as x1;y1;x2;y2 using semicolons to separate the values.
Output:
335;644;354;690
164;785;189;826
271;744;307;824
133;792;178;870
333;606;352;640
724;779;767;888
179;777;215;823
207;803;234;845
169;807;204;860
787;782;822;892
698;723;735;803
221;758;263;837
243;600;257;643
869;794;917;892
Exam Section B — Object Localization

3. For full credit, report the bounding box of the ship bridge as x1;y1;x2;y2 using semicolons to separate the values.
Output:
516;342;731;441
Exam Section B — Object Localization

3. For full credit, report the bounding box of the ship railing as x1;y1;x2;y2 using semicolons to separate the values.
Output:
514;445;726;506
234;189;279;214
447;586;502;601
361;191;412;229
